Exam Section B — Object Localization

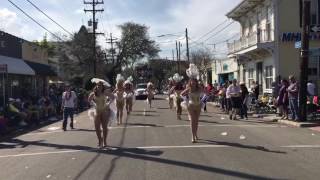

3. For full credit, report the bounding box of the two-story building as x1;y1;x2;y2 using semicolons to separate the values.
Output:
227;0;320;94
0;30;56;102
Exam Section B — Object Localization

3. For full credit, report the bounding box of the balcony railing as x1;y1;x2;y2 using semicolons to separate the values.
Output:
227;29;274;54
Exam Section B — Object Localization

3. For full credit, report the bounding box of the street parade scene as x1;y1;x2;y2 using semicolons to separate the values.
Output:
0;0;320;179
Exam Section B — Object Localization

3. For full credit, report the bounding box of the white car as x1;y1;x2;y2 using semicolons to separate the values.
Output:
135;83;148;100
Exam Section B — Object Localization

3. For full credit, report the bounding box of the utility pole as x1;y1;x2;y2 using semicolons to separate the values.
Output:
186;28;190;62
178;41;181;74
172;49;175;61
84;0;104;76
176;41;179;73
299;0;310;122
106;33;118;64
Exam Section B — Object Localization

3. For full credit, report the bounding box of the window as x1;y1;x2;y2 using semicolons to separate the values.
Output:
308;68;318;76
265;66;273;89
248;69;254;88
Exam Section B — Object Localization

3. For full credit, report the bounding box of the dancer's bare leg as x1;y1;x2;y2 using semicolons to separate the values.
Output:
94;114;102;147
101;110;109;147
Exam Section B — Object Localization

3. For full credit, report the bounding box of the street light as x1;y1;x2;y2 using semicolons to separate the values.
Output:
157;34;181;38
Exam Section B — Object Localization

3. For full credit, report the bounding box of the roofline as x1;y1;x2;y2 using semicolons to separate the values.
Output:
226;0;247;18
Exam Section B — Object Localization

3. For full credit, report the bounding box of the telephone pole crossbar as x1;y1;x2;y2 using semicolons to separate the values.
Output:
84;0;104;76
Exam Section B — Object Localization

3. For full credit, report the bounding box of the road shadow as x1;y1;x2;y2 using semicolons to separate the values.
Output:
200;114;212;117
0;138;278;180
125;123;163;127
157;107;170;110
197;139;287;154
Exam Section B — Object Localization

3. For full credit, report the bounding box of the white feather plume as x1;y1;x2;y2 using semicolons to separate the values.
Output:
116;74;125;83
172;73;183;82
91;78;111;87
186;63;199;79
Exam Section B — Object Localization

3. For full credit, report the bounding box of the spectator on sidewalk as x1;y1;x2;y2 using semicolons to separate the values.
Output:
288;75;299;121
240;82;249;120
62;85;77;131
307;80;316;102
251;81;259;102
227;79;241;120
277;79;289;120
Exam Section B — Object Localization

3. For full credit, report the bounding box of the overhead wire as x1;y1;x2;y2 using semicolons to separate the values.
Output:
8;0;64;41
25;0;73;36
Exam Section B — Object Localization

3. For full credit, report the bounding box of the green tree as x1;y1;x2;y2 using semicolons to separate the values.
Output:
106;22;160;84
56;26;105;85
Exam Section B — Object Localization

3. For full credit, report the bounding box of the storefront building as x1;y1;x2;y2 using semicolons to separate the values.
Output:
227;0;320;94
0;31;35;100
0;30;56;102
211;57;239;85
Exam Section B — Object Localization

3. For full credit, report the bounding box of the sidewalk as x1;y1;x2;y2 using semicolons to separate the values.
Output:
207;102;320;128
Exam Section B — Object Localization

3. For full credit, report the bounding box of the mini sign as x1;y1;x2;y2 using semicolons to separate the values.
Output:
295;41;301;48
0;64;7;73
311;25;320;32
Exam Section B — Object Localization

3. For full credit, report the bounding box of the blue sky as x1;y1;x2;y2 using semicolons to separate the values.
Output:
0;0;242;58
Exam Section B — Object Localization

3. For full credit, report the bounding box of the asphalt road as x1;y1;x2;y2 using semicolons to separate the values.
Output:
0;95;320;180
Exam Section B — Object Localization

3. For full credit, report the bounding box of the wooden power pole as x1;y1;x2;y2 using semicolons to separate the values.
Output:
84;0;104;76
186;28;190;62
299;0;310;122
106;33;118;65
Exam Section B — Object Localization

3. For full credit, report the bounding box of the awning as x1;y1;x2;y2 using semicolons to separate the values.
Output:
25;61;57;76
0;55;35;75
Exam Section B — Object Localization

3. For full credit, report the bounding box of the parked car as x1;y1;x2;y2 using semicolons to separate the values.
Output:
135;83;148;100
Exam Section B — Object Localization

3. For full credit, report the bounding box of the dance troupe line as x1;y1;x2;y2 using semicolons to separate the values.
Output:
62;64;204;148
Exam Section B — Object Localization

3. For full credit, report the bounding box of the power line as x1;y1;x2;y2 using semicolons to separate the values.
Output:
8;0;63;41
26;0;73;36
188;21;235;50
191;19;229;43
202;21;235;43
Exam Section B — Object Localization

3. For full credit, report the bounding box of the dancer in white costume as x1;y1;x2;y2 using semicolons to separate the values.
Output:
88;78;115;148
124;76;134;114
181;64;203;143
114;74;125;125
169;73;184;120
146;82;155;108
167;77;174;109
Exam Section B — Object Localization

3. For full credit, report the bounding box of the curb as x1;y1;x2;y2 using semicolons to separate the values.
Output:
277;120;320;128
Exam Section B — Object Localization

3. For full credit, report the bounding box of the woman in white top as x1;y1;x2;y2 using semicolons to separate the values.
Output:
114;74;125;125
124;77;134;115
182;64;203;143
88;80;114;148
146;82;155;108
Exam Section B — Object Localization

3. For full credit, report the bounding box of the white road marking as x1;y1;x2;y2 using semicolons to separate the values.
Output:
1;144;320;159
136;145;230;149
0;150;83;158
21;124;286;136
281;145;320;148
143;108;146;116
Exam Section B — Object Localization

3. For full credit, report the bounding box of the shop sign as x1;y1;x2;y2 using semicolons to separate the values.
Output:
0;64;7;73
281;32;320;42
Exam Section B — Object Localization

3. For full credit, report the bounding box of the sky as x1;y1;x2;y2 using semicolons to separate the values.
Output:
0;0;242;59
